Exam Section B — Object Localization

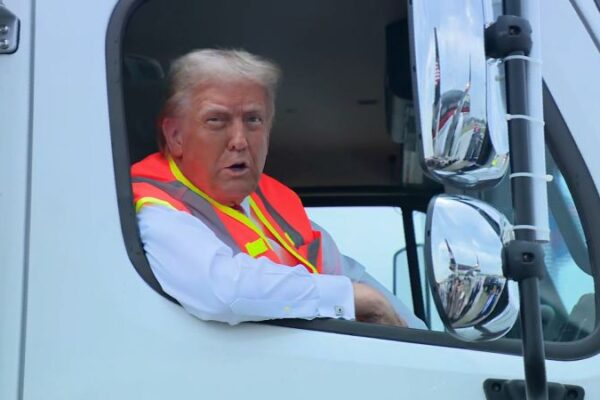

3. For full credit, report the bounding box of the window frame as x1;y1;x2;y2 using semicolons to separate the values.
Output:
106;0;600;361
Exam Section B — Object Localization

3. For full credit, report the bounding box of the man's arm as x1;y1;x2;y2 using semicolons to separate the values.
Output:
314;221;427;329
345;256;427;329
138;205;355;325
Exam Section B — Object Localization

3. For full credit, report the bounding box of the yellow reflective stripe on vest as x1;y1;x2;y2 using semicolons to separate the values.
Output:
168;157;274;254
135;197;178;213
245;238;269;257
248;197;319;274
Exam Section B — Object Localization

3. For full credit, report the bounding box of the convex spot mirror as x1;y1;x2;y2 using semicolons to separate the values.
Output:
425;195;519;342
409;0;509;189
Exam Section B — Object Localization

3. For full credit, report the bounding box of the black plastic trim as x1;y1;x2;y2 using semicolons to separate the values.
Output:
403;211;426;322
296;186;438;212
483;379;585;400
106;0;599;362
106;0;178;303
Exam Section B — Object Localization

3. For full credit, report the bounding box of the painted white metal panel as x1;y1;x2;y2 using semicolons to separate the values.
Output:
541;0;600;187
0;0;32;398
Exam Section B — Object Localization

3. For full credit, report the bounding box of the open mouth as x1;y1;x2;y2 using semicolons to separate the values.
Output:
226;162;248;172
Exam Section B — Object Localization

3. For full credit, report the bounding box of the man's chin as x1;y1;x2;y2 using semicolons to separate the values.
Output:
213;184;257;207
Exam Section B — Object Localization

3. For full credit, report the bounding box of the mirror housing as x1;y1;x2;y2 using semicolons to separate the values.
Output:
409;0;509;189
425;195;519;341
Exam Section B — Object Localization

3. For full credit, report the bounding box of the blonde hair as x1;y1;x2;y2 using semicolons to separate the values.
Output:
158;49;281;151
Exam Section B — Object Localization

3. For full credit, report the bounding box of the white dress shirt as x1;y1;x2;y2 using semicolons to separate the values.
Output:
138;203;426;329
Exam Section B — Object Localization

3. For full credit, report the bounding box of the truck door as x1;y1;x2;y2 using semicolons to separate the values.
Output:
14;0;600;398
0;1;31;399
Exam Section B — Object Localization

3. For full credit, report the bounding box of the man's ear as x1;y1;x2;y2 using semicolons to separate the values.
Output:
162;117;184;158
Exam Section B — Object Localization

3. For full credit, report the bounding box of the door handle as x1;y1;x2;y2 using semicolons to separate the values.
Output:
0;2;20;54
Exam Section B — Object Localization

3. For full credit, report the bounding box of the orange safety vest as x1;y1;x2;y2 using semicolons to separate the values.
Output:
131;153;323;274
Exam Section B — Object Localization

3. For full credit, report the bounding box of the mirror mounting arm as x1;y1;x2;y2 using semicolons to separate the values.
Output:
501;240;551;400
484;15;532;59
502;240;546;282
494;4;548;400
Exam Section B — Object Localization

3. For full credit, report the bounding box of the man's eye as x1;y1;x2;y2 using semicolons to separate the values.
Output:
206;117;225;127
246;115;264;125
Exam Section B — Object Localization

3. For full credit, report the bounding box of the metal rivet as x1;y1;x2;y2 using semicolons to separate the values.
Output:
0;39;10;49
509;25;522;36
0;25;9;35
522;252;534;262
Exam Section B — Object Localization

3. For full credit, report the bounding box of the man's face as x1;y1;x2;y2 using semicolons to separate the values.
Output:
164;80;271;206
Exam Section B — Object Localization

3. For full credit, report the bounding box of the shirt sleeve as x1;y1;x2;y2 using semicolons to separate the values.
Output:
312;221;427;329
137;205;355;325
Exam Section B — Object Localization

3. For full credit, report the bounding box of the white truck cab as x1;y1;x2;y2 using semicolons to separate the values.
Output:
1;0;599;398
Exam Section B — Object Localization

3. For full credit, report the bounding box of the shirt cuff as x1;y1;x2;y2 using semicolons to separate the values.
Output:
314;274;355;320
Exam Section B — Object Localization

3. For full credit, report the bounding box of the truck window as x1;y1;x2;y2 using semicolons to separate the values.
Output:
481;146;596;343
307;206;435;325
307;207;406;292
108;0;600;360
538;151;594;341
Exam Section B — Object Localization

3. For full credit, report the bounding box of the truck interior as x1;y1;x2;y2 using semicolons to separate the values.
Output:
110;0;597;357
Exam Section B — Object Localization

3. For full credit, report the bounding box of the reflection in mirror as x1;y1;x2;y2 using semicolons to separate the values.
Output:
426;195;519;341
410;0;509;188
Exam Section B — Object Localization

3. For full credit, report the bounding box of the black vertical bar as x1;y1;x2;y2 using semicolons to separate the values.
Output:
425;262;432;324
402;210;426;323
393;249;399;295
504;0;549;398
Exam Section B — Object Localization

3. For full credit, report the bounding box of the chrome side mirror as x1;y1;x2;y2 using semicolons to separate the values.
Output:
425;195;519;341
409;0;509;189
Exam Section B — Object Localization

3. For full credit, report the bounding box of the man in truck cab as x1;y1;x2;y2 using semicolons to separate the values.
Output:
131;48;425;328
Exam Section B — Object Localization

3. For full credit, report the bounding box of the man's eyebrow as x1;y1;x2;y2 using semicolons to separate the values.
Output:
242;104;268;113
197;103;230;113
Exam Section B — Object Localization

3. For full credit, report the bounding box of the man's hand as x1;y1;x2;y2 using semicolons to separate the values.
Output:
353;283;407;327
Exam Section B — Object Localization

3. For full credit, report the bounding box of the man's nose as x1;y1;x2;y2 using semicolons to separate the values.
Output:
227;119;248;151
